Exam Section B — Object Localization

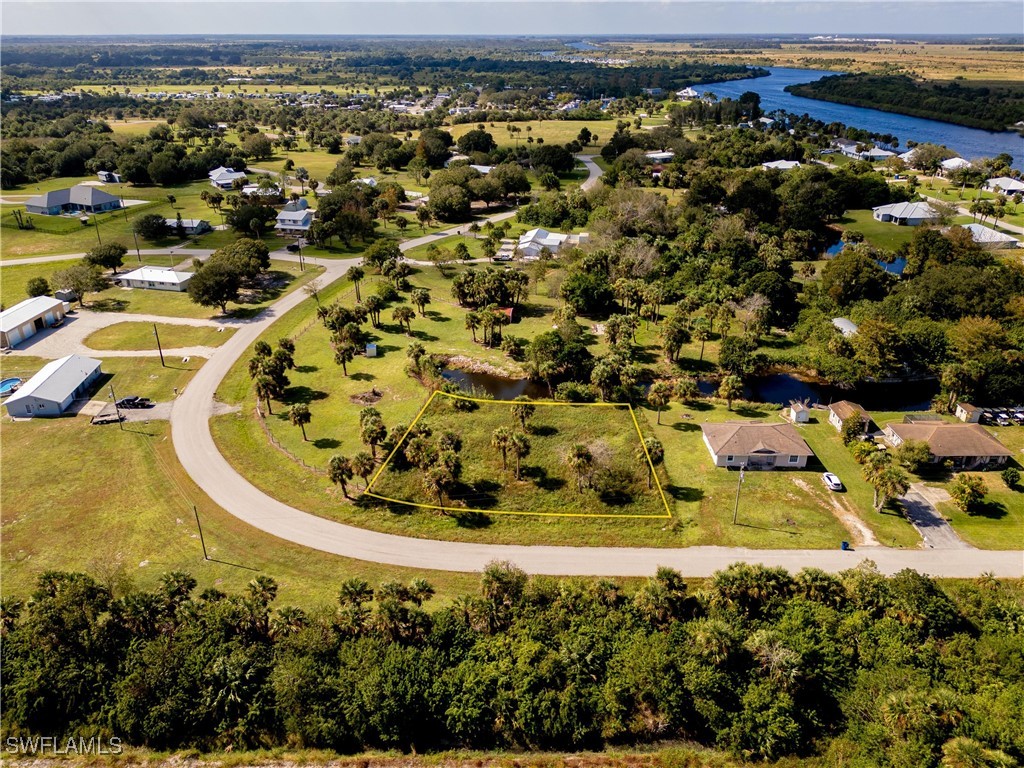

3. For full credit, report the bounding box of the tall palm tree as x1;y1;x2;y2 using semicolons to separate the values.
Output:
491;426;511;471
253;374;275;415
509;432;530;480
511;395;535;431
647;381;672;424
351;452;376;488
345;266;365;302
718;375;743;411
392;305;415;334
335;342;356;376
465;311;481;342
638;437;664;489
566;443;593;493
360;417;387;459
288;403;311;441
674;376;699;404
411;288;431;316
328;455;354;498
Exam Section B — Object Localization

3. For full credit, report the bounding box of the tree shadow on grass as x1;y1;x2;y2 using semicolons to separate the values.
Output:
424;311;450;322
516;303;555;320
522;465;567;492
665;484;704;503
283;385;328;404
686;400;714;412
409;329;439;342
734;405;771;419
350;372;376;382
312;437;341;450
373;344;402;356
670;421;702;433
452;510;493;528
969;500;1008;520
90;298;129;313
294;364;319;373
451;478;502;509
530;424;558;437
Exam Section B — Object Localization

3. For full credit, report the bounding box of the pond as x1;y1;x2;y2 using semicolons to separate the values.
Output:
446;368;938;411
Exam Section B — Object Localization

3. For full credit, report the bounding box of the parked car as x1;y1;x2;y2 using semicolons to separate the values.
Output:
116;396;154;409
822;472;843;491
1012;412;1024;425
286;243;301;253
995;414;1011;427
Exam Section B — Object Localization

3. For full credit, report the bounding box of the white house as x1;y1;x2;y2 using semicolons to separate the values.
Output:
960;223;1020;250
675;87;699;99
939;157;971;175
832;139;895;162
700;422;815;469
282;198;310;212
644;151;675;162
859;147;896;162
209;166;248;189
984;177;1024;194
832;317;859;338
118;266;193;292
163;218;211;236
517;228;590;260
241;183;281;197
761;160;801;171
3;354;103;418
275;209;315;235
872;201;939;226
0;296;67;348
470;164;494;175
828;400;870;433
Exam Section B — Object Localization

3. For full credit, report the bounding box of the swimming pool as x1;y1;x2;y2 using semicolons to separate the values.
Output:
0;378;23;396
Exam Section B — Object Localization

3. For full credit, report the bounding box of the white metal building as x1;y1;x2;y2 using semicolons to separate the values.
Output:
0;296;67;348
118;266;193;292
3;355;103;418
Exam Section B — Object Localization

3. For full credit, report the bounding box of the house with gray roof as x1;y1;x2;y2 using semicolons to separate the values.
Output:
883;421;1011;470
872;201;939;226
3;355;102;418
701;422;815;469
24;185;122;216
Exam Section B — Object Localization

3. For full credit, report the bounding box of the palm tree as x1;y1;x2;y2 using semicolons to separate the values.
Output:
351;452;376;489
411;287;431;316
253;374;275;415
392;305;415;334
406;341;426;366
465;311;481;342
363;294;383;327
288;403;311;441
328;455;354;498
865;461;910;512
334;342;356;376
718;375;743;411
422;465;453;508
511;395;535;431
407;577;435;606
509;431;530;480
647;381;672;424
692;319;711;362
638;437;664;489
491;426;512;471
674;376;699;404
360;417;387;459
345;266;365;302
566;443;593;493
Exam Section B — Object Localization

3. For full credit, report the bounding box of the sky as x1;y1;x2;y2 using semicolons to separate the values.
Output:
1;1;1020;36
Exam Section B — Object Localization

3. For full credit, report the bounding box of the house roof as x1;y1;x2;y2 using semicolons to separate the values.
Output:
941;157;970;170
762;160;801;170
120;266;192;284
832;317;859;337
209;166;247;182
701;422;814;458
276;209;313;223
872;201;938;220
957;403;982;414
0;296;65;333
829;400;869;422
163;218;208;228
24;185;120;209
5;354;101;407
985;177;1024;192
961;223;1019;245
645;151;675;161
886;422;1011;458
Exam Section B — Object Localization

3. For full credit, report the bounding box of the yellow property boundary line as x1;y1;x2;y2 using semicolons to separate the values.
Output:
364;391;673;519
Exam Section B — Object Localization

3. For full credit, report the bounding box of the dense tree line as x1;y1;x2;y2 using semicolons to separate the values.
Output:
1;564;1021;765
786;74;1024;132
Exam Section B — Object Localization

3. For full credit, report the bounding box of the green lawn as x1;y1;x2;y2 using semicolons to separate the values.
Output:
85;322;235;352
368;393;671;518
836;209;921;251
920;178;1024;228
0;417;481;609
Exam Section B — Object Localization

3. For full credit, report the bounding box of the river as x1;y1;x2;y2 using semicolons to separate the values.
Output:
692;67;1023;166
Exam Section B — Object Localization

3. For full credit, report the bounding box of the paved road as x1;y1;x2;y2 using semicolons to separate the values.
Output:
900;485;972;550
578;155;605;191
920;194;1024;235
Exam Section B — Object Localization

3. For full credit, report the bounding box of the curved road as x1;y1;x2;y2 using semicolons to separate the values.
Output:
8;161;1020;577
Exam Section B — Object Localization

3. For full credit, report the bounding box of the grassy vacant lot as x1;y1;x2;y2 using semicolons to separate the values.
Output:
920;179;1024;228
369;393;671;518
449;119;633;150
0;416;481;609
85;322;235;351
1;355;202;404
210;261;868;548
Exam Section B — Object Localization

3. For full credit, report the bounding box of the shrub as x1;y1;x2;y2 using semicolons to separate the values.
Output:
1001;466;1020;488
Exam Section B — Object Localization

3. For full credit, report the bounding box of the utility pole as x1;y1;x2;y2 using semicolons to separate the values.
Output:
193;505;209;560
732;463;745;525
109;383;123;430
153;323;165;367
132;228;142;263
93;214;102;246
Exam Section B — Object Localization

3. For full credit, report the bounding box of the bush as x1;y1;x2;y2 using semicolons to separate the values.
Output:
25;276;50;298
375;283;399;303
1001;466;1020;488
500;335;527;361
132;213;168;241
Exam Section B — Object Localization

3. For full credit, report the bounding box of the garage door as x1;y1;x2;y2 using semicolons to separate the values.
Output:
7;328;21;346
44;312;54;325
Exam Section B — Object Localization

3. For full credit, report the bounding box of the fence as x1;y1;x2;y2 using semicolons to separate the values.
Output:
253;404;327;476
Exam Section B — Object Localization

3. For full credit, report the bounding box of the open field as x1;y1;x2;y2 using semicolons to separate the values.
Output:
835;208;920;250
368;392;671;518
85;321;236;351
608;41;1024;82
0;415;482;608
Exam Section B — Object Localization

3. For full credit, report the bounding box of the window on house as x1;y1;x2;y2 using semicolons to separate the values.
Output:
789;455;799;463
726;455;734;462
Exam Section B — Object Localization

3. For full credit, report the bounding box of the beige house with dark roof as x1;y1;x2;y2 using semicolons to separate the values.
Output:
883;422;1011;470
828;400;871;433
701;422;815;469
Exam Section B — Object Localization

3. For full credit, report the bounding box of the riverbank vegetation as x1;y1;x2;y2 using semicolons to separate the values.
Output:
2;563;1022;766
786;74;1024;132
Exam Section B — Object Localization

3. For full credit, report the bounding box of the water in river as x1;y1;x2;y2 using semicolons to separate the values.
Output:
692;67;1023;166
444;369;938;411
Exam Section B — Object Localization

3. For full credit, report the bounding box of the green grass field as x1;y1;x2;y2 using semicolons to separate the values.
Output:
0;416;481;608
85;322;236;351
835;209;921;251
368;392;671;518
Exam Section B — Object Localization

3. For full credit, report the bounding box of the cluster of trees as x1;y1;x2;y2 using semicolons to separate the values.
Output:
187;238;271;314
3;563;1022;766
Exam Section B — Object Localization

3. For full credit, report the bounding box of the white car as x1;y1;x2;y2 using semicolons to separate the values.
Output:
822;472;843;491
